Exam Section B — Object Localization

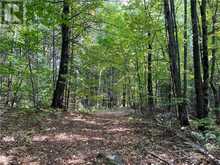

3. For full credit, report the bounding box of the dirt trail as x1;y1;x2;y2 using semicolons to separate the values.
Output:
0;110;215;164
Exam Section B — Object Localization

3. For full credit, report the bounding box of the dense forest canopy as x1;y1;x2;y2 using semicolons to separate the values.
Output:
0;0;220;164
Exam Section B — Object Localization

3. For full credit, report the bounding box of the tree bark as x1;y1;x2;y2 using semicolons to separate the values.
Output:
210;3;220;124
200;0;209;116
164;0;189;126
183;0;188;105
147;33;154;110
122;84;126;107
135;56;144;112
51;0;70;108
52;29;57;89
27;53;38;109
191;0;206;118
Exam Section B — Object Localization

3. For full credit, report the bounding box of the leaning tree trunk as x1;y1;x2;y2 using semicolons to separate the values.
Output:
51;0;70;108
164;0;189;126
200;0;209;117
191;0;206;118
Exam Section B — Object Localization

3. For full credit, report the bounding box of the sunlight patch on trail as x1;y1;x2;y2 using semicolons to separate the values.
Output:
66;155;85;164
106;127;131;133
32;133;104;142
64;116;102;125
2;136;15;142
0;155;9;165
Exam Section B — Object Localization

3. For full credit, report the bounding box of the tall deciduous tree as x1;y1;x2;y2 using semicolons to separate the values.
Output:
51;0;70;108
191;0;205;118
200;0;209;116
191;0;209;119
147;33;154;110
183;0;188;106
210;1;220;124
164;0;189;126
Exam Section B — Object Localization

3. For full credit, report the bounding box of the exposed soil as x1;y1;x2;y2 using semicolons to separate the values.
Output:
0;109;219;165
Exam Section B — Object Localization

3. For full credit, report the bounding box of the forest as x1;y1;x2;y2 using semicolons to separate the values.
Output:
0;0;220;164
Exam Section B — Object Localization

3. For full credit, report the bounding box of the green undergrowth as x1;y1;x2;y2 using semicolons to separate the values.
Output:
191;115;220;146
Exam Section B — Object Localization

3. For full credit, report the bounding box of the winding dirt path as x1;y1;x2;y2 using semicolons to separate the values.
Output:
0;110;213;164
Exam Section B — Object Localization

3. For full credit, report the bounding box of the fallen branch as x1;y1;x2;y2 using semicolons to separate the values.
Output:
145;151;171;165
184;142;220;165
155;123;220;165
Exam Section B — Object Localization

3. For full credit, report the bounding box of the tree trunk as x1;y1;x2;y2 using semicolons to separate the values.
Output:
147;33;154;110
27;53;38;109
135;56;144;112
52;29;57;89
164;0;189;126
191;0;206;118
51;0;70;108
200;0;209;116
183;0;188;105
97;69;103;108
122;84;126;107
5;47;13;106
210;3;220;124
127;77;132;107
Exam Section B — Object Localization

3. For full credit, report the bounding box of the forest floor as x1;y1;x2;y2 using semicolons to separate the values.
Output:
0;108;220;165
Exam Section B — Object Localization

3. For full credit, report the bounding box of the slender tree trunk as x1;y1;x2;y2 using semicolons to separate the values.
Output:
143;0;154;110
200;0;209;116
147;33;154;110
64;80;70;111
122;84;126;107
183;0;188;104
5;74;12;106
127;77;132;107
135;56;144;112
210;12;217;106
11;47;24;108
5;45;14;106
170;0;181;77
191;0;206;118
52;29;57;89
168;77;172;111
11;76;24;108
164;0;189;126
27;53;38;109
51;0;70;108
97;69;103;108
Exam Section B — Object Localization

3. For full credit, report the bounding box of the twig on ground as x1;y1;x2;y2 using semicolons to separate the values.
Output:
145;151;171;165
